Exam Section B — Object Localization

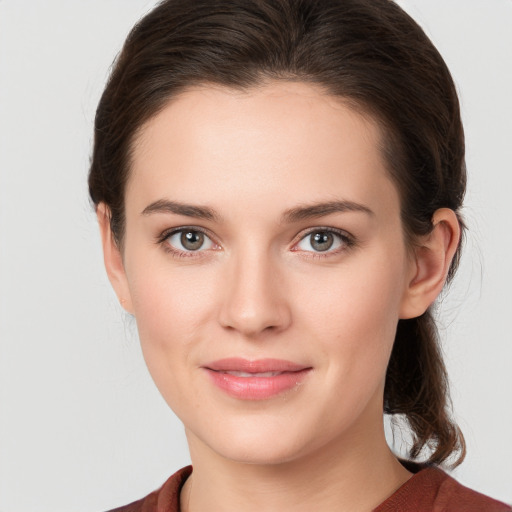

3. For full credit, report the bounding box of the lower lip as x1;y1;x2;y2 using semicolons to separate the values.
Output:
204;369;311;400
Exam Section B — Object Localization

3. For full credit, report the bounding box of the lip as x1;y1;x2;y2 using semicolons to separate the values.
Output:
202;358;312;400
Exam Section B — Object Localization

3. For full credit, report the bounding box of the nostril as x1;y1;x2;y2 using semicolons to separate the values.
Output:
217;258;292;336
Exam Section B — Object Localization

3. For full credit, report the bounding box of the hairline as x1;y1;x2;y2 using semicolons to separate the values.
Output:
113;77;415;250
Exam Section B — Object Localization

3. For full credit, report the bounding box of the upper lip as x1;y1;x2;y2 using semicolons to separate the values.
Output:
203;358;310;373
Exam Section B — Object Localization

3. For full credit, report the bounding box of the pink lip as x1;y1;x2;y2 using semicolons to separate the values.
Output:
202;358;312;400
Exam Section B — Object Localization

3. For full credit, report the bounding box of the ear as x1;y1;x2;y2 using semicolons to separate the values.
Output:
97;203;134;314
400;208;461;319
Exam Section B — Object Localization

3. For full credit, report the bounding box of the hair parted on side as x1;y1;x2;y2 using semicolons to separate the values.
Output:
89;0;466;466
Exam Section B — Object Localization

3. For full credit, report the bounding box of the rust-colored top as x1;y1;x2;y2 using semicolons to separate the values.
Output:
107;465;511;512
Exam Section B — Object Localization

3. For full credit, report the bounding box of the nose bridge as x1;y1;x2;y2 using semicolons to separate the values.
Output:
219;243;290;336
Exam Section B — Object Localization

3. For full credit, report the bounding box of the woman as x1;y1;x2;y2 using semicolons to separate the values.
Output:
88;0;511;510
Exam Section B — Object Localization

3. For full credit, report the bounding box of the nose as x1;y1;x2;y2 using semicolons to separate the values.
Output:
218;249;292;338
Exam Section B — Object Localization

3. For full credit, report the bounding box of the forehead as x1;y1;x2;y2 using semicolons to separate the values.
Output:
127;81;398;219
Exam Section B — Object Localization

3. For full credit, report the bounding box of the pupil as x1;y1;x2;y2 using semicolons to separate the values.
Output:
181;231;204;250
312;232;333;251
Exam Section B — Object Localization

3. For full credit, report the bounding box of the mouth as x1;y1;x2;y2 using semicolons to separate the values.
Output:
202;358;312;400
217;370;286;377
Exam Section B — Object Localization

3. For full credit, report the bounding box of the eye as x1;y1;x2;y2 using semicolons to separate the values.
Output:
294;229;352;253
165;229;215;252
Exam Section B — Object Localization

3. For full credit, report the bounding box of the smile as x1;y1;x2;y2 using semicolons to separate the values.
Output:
202;358;312;400
220;371;285;377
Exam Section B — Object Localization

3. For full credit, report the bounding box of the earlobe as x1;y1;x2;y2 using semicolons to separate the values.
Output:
96;203;134;314
400;208;461;319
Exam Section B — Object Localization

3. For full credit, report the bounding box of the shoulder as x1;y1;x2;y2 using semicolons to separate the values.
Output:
104;466;193;512
375;465;511;512
434;469;511;512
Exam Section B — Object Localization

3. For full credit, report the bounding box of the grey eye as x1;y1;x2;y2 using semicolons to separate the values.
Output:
167;230;213;252
310;232;334;251
181;231;204;250
296;230;345;253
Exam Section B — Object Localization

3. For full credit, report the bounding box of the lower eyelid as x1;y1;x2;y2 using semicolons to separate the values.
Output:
293;230;353;252
159;228;217;252
157;227;354;257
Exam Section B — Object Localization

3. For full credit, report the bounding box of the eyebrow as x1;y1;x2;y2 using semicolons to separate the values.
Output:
141;199;221;221
281;200;374;223
141;198;373;223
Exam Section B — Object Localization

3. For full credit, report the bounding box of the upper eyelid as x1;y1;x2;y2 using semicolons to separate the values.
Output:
156;225;354;250
158;227;219;256
300;226;350;235
294;226;353;242
157;225;215;243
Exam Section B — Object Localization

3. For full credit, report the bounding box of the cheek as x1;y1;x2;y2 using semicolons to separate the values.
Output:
292;249;408;377
134;268;217;332
125;258;219;382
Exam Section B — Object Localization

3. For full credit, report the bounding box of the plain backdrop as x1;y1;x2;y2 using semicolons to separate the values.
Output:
0;1;511;510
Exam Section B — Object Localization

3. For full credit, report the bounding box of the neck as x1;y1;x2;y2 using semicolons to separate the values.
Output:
181;418;411;512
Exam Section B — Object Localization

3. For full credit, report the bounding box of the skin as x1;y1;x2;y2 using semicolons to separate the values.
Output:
99;81;460;511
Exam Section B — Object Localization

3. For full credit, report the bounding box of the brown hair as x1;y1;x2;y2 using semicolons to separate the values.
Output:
89;0;466;466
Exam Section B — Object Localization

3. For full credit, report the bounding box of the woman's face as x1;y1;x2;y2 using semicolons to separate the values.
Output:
113;82;418;465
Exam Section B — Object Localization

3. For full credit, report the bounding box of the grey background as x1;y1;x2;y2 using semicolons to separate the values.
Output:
0;1;511;510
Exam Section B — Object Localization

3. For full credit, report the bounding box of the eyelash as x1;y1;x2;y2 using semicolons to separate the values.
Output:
157;226;217;259
156;226;356;260
292;227;356;259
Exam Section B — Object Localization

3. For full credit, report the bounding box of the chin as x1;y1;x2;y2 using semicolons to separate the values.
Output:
187;413;326;467
213;438;308;466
